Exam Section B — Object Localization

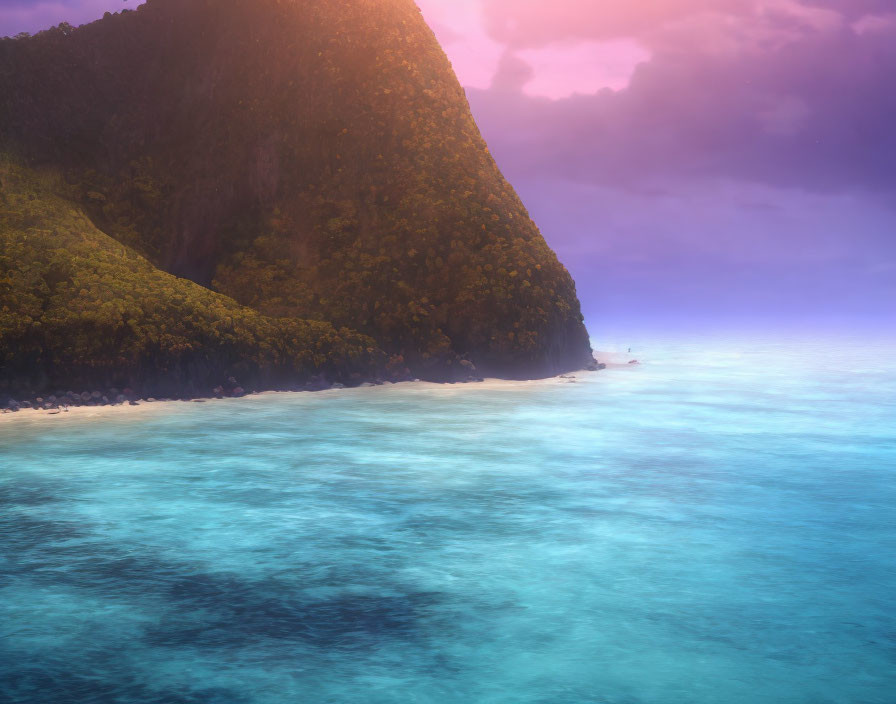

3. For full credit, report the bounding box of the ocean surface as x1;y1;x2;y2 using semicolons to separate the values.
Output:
1;337;894;704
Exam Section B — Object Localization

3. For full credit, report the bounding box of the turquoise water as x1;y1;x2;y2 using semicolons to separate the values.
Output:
2;337;895;703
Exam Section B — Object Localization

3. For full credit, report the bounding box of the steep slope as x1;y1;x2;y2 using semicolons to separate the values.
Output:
0;160;382;396
0;0;592;381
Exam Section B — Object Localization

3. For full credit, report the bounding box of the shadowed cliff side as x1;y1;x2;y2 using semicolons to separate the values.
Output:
0;0;593;382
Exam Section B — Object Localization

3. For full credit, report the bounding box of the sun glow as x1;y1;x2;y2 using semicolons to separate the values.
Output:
416;0;648;98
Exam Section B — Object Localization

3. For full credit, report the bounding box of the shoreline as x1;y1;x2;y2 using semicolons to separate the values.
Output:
0;351;638;424
0;376;580;424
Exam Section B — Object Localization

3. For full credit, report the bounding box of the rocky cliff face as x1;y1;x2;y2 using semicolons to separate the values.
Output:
0;0;592;389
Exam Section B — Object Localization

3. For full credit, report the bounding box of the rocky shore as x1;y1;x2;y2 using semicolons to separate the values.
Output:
1;360;606;415
0;375;405;414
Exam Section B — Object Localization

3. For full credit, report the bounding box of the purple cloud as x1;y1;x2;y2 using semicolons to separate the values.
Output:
467;8;896;194
460;0;896;328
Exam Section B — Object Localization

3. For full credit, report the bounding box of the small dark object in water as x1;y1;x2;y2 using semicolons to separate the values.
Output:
628;359;640;365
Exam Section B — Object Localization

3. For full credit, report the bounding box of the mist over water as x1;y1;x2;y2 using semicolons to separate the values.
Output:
2;336;894;703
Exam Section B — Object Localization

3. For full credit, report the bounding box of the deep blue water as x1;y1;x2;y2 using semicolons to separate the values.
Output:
2;337;895;703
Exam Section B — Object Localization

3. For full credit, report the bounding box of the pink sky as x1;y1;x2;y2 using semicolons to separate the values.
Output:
417;0;650;98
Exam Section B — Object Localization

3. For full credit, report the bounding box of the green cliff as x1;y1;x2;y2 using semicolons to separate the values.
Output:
0;0;592;395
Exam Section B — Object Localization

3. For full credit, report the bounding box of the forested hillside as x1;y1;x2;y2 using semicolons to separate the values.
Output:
0;161;382;396
0;0;592;394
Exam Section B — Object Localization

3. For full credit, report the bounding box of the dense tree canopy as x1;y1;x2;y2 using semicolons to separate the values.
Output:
0;0;591;391
0;161;382;395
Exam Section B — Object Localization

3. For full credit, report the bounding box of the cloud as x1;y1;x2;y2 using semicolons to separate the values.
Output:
417;0;505;90
419;0;652;98
418;0;896;189
489;50;535;94
464;0;896;193
452;0;895;328
481;0;751;47
515;40;649;99
852;12;896;35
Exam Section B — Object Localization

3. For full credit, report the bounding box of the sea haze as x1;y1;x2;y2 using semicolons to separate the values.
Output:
1;336;894;703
